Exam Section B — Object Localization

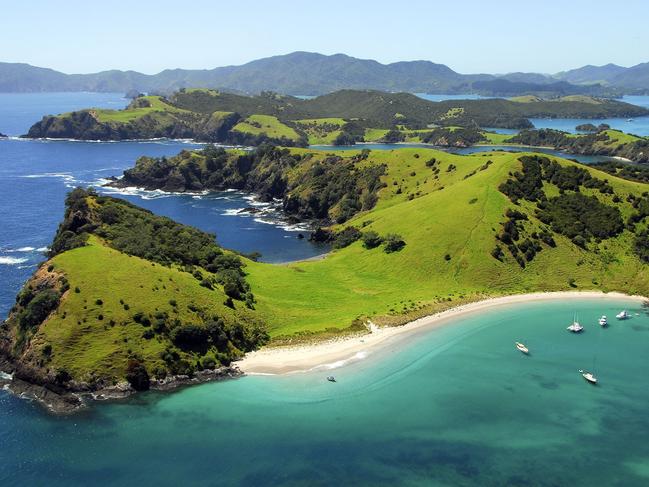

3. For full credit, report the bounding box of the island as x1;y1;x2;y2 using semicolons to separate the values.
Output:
3;144;649;412
23;89;648;144
507;128;649;163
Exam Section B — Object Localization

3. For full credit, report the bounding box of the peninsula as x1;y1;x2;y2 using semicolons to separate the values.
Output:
4;143;649;411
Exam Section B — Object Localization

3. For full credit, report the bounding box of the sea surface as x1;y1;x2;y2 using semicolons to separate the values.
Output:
2;93;649;486
2;298;649;485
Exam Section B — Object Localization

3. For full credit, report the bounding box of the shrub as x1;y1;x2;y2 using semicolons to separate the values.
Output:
95;299;103;306
170;324;208;350
383;234;406;253
333;227;362;249
18;290;60;331
362;231;383;249
125;359;150;391
491;246;505;261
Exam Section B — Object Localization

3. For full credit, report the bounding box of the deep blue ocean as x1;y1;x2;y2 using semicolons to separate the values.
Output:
2;93;649;486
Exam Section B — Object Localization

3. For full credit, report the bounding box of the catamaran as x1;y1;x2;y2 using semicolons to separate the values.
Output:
616;310;630;320
598;315;608;327
515;342;529;354
567;312;584;333
579;369;598;385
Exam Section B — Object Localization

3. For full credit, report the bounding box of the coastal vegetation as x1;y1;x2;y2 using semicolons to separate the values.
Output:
1;189;268;400
508;128;649;163
23;89;647;143
6;142;649;407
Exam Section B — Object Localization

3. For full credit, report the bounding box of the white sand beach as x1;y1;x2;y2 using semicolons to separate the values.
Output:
237;291;646;375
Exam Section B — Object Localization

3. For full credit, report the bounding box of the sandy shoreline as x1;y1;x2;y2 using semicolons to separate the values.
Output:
237;291;646;375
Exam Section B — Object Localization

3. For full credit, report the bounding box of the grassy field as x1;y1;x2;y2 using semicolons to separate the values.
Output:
364;128;390;141
233;114;300;141
93;96;187;123
243;147;649;337
294;118;345;144
34;235;258;379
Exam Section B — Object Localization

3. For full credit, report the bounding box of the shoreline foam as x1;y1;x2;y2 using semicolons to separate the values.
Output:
236;291;646;375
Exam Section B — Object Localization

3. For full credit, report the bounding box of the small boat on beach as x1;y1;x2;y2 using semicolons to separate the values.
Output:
579;369;598;385
515;342;529;354
616;310;630;320
598;315;608;327
326;376;336;382
567;313;584;333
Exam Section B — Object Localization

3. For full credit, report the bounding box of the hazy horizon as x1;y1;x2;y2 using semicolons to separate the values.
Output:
2;0;648;75
0;51;643;77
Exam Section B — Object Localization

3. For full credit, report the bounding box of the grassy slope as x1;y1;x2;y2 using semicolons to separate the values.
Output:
93;96;187;123
233;114;300;141
33;235;257;380
294;118;346;144
245;148;649;338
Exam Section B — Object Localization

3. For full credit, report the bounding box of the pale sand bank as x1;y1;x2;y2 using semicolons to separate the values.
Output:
237;291;646;375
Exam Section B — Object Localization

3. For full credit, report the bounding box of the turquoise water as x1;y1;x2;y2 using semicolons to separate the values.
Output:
2;298;649;485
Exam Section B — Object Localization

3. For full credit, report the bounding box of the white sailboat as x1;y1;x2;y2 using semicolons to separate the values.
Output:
580;369;598;385
616;310;630;320
515;342;529;354
598;315;608;327
567;312;584;333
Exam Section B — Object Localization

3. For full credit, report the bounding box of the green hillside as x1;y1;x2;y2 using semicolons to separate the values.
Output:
24;89;649;142
1;190;267;393
5;145;649;397
110;144;649;338
243;148;649;337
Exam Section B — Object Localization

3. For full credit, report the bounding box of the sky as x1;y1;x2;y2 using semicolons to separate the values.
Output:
2;0;648;75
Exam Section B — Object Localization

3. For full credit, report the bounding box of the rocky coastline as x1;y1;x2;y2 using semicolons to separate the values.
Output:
0;359;243;414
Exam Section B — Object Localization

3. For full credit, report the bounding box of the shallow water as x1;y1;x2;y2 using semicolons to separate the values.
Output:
2;298;649;485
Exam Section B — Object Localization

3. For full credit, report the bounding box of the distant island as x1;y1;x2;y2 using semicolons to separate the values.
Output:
22;89;649;162
2;52;649;95
4;144;649;411
24;89;647;141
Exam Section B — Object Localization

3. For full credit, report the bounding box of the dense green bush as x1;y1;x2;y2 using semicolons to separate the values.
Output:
333;227;362;249
18;290;60;331
125;359;150;390
362;231;383;249
536;193;623;242
383;234;406;253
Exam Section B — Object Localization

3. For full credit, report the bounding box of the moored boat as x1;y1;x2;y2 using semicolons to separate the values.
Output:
598;315;608;327
326;376;336;382
567;313;584;333
579;369;598;385
616;310;630;320
515;342;529;354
